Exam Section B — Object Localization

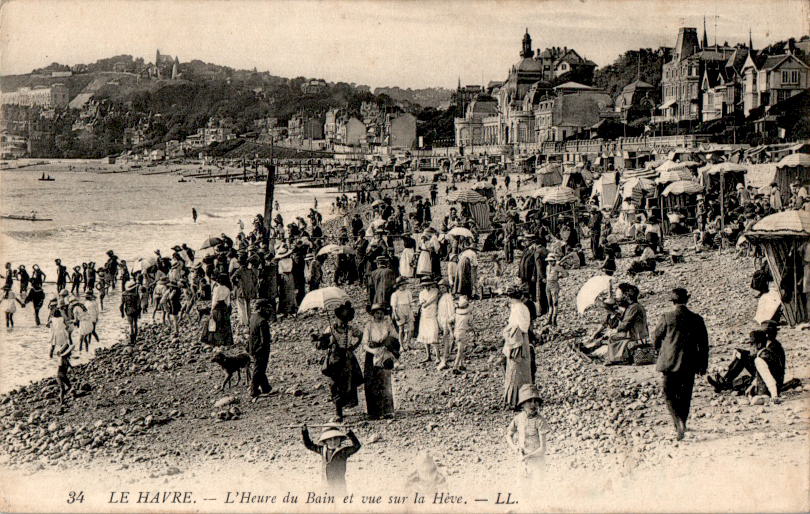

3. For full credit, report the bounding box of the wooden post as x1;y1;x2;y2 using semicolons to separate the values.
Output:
264;138;276;234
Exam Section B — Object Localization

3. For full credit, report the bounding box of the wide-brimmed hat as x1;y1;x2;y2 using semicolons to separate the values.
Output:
106;250;114;256
395;276;409;288
546;253;558;262
305;253;315;261
126;282;138;291
158;277;169;284
437;278;449;288
516;384;541;408
369;303;389;314
419;276;436;286
456;295;470;310
317;426;347;444
375;255;389;264
275;248;292;260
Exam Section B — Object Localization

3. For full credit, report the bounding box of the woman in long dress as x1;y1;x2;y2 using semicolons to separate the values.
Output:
316;301;364;421
502;287;533;410
416;230;439;277
277;249;297;315
202;273;233;345
362;304;399;419
416;277;440;362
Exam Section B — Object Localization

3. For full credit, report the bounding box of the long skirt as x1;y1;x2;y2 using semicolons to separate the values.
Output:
417;314;439;345
278;273;297;314
416;250;432;276
327;350;363;409
364;353;395;419
202;302;233;345
503;342;533;410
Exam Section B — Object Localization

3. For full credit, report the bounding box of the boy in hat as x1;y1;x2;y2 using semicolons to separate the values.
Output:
302;423;362;494
70;266;83;296
390;277;414;349
505;384;547;479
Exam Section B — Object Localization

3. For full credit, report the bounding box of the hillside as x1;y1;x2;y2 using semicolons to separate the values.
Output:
373;86;453;108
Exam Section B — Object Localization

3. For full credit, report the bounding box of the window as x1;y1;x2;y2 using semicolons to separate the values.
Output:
781;70;801;84
777;89;792;103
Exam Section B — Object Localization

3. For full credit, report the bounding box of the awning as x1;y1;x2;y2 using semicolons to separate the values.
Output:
659;99;677;110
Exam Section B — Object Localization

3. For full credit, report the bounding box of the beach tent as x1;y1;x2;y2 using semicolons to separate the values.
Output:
541;186;579;235
561;165;594;202
745;210;810;326
535;163;563;187
623;167;659;180
660;180;703;234
775;154;810;202
448;189;491;230
590;172;619;210
656;167;695;184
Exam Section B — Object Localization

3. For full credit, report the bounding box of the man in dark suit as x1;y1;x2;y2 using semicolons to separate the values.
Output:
652;288;709;440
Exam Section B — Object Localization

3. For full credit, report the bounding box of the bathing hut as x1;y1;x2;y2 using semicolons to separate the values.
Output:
745;210;810;326
660;180;703;234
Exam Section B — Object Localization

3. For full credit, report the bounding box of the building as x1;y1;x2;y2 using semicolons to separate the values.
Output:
534;90;613;142
386;113;417;148
614;79;656;119
288;114;324;141
742;48;810;116
339;117;365;146
659;25;736;122
454;30;603;146
301;79;327;94
1;84;69;108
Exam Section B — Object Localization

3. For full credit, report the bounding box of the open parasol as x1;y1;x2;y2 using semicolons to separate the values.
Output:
199;236;222;250
298;287;351;314
576;275;613;314
447;189;486;203
746;210;810;238
542;186;578;205
316;244;355;257
447;226;474;239
656;168;694;184
662;180;703;196
136;256;158;272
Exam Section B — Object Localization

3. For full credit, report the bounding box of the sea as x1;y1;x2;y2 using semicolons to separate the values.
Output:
0;168;340;393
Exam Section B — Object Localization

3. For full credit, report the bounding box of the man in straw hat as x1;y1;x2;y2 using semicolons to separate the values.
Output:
505;384;548;478
368;255;396;309
301;422;362;494
119;281;141;344
652;287;709;441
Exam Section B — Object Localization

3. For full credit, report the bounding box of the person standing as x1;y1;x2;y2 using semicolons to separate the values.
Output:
316;301;364;421
454;239;478;299
120;260;130;292
120;282;141;344
416;277;440;363
230;255;258;327
55;259;68;292
22;278;46;326
368;256;396;308
247;299;273;398
17;265;29;295
588;203;604;261
502;286;533;410
436;279;455;371
361;304;399;419
652;288;709;440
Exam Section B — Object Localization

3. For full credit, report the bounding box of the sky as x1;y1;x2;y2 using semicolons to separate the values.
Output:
1;0;808;89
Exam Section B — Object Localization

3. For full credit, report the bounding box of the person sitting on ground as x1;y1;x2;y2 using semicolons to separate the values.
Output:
628;242;658;276
404;452;448;493
588;283;649;365
667;208;690;234
707;328;790;402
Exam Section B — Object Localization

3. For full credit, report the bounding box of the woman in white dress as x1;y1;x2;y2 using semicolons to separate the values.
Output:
49;309;70;359
416;277;440;362
416;229;439;277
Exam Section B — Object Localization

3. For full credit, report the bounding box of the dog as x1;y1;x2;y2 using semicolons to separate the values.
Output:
211;351;251;391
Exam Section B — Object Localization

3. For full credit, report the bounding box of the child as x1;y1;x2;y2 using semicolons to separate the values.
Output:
437;279;456;370
505;384;548;479
56;338;75;405
120;281;141;344
302;423;362;494
84;292;100;343
1;285;18;329
544;254;567;327
451;295;473;373
390;277;414;349
405;452;448;493
49;309;70;359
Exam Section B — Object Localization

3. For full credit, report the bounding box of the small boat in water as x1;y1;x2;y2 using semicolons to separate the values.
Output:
38;172;55;181
1;213;53;222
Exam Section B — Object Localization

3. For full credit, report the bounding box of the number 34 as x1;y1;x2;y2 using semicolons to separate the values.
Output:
67;491;85;504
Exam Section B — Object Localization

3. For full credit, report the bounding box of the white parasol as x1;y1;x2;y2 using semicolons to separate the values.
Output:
298;287;351;314
316;244;355;257
576;275;613;314
447;226;474;239
754;290;781;324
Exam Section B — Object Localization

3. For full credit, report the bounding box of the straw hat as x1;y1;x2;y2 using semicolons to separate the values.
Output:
516;384;541;408
395;276;409;288
316;423;347;444
419;276;436;286
369;303;389;314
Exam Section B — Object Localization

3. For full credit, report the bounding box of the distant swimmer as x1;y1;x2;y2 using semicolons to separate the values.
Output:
192;208;198;223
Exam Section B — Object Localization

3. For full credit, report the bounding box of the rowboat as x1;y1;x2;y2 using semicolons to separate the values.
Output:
1;214;53;222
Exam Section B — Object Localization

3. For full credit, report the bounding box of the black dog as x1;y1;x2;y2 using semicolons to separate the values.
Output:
211;351;251;391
